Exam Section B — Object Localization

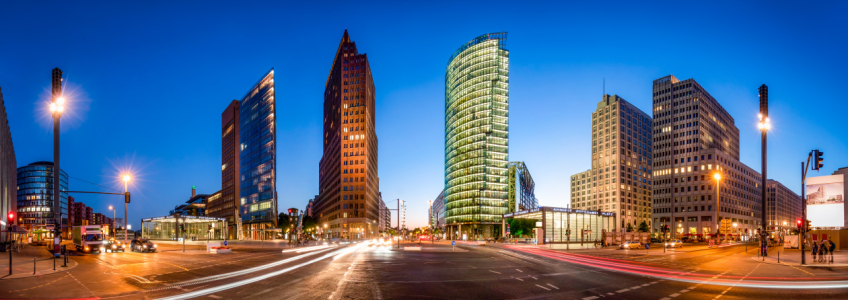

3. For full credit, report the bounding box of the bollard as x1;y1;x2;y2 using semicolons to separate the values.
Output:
33;257;36;275
778;251;780;263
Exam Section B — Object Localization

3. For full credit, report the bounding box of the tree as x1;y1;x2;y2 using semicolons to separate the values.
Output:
301;215;318;231
386;228;397;236
637;221;649;233
278;213;293;232
626;223;634;233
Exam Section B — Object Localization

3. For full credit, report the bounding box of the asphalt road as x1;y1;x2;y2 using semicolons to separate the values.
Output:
2;241;848;299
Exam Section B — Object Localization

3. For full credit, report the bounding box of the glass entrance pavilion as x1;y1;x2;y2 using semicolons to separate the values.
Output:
141;215;228;240
502;206;616;244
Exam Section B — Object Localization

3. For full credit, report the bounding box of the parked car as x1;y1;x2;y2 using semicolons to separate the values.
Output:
665;239;683;248
620;241;642;249
650;238;660;243
130;238;157;253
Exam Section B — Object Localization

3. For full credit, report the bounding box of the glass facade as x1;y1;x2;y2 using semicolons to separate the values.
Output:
238;69;277;239
16;161;68;230
444;32;509;237
141;216;228;240
504;207;615;243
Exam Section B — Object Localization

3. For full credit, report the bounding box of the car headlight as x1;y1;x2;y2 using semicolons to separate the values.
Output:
100;247;105;252
143;245;147;248
112;245;117;249
152;244;156;248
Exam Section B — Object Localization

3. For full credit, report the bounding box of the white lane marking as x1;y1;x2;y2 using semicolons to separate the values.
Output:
680;289;689;293
641;283;650;287
536;284;551;291
660;298;671;300
669;293;680;297
208;296;221;299
516;278;524;281
582;297;598;300
489;270;502;274
616;289;630;293
546;283;559;289
154;245;362;300
516;269;523;272
607;293;615;295
630;286;641;289
530;276;538;280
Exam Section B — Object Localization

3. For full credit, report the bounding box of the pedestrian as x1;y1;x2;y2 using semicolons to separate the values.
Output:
818;241;825;262
822;241;829;261
812;241;818;261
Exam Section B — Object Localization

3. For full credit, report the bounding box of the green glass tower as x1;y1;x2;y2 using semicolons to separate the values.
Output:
444;32;509;240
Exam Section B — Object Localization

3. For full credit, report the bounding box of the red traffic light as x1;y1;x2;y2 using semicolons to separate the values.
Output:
7;212;12;220
797;219;802;225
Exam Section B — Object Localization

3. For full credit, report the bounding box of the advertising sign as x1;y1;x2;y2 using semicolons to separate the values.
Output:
807;174;845;228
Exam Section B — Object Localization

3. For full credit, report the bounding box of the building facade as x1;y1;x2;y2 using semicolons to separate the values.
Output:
378;194;390;234
238;70;277;240
444;32;510;240
71;201;87;225
214;100;241;239
170;187;210;216
314;30;381;239
766;179;801;233
16;161;67;231
0;86;14;238
651;75;764;239
569;94;653;230
507;162;539;212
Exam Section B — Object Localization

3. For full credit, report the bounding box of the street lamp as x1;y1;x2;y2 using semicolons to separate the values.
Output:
109;205;115;238
122;174;131;246
50;68;64;249
758;84;770;257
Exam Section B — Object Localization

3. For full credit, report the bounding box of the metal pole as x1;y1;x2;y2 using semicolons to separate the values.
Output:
759;84;769;257
397;199;400;249
716;177;720;245
8;235;12;275
52;68;62;252
124;180;128;247
801;159;809;265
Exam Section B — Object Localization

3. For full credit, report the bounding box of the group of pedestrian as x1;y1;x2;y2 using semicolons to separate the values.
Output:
811;239;836;262
593;238;609;248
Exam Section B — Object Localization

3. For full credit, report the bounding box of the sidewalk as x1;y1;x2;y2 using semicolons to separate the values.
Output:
0;243;78;280
754;247;848;267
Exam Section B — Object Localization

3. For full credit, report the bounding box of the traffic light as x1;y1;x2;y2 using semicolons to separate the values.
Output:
813;150;824;171
797;219;803;232
179;224;185;232
125;192;131;204
806;220;812;232
7;212;13;225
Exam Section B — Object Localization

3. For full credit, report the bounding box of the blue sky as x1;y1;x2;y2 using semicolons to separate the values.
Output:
1;1;846;229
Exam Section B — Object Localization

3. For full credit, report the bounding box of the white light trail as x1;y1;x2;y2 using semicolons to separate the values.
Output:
173;247;336;287
156;244;365;300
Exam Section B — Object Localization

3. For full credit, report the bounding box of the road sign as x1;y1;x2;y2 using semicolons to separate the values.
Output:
224;240;228;246
451;241;456;246
645;244;650;249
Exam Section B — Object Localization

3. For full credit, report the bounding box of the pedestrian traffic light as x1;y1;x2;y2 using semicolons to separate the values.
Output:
7;212;13;225
814;150;824;171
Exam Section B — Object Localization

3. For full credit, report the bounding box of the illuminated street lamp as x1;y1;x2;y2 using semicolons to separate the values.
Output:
758;84;770;257
122;174;131;246
714;173;722;243
50;68;64;249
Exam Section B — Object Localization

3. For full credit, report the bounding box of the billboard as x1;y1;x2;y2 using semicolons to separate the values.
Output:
807;174;845;228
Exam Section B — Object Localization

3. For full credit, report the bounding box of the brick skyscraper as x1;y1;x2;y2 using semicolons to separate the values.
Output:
314;30;380;239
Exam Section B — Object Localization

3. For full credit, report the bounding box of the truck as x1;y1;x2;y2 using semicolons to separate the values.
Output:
73;225;105;253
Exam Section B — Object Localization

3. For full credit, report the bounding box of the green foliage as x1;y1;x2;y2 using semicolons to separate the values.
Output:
507;218;537;237
301;215;318;230
278;213;293;232
626;223;634;233
386;228;397;235
638;221;649;233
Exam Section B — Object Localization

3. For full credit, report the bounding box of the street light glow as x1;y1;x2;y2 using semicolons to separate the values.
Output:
123;175;131;183
714;173;721;181
109;205;113;210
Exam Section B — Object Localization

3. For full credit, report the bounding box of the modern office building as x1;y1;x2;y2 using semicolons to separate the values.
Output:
215;100;241;239
568;94;653;230
170;187;210;216
313;30;381;239
766;179;802;234
237;70;278;240
16;161;68;231
651;75;764;239
378;194;390;234
507;162;539;212
430;190;446;233
0;86;14;240
444;32;510;240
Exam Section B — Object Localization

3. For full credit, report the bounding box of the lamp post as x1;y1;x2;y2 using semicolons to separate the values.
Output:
123;175;131;246
758;84;770;257
714;173;721;244
109;206;115;238
50;68;64;249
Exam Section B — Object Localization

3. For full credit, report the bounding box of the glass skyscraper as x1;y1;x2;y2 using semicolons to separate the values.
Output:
444;32;509;240
238;69;277;240
16;161;67;232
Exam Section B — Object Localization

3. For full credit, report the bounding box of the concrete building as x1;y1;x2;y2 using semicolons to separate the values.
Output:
237;70;278;240
570;94;654;231
16;161;67;232
85;206;93;225
0;86;15;239
831;167;848;228
214;100;241;239
314;30;381;240
766;179;802;233
378;193;390;234
71;201;87;225
651;75;764;239
444;32;510;240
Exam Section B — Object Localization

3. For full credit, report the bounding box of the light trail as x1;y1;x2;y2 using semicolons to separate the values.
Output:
155;244;366;300
507;246;848;289
282;244;332;253
171;246;336;287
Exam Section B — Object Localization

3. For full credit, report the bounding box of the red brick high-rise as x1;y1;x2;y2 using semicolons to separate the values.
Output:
314;30;380;239
209;100;241;239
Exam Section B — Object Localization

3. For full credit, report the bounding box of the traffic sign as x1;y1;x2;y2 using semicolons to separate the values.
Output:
224;240;228;246
451;241;456;246
645;244;650;249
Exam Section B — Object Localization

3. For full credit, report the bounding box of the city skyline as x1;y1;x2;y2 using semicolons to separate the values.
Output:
1;2;847;230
